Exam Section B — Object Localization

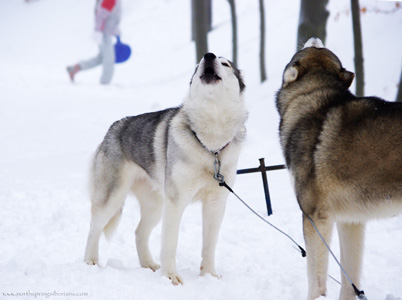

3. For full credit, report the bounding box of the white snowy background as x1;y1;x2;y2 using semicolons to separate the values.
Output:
0;0;401;299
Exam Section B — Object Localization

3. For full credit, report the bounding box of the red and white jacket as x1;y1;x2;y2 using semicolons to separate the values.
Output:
95;0;122;36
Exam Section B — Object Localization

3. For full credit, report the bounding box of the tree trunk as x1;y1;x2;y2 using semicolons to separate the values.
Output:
192;0;212;41
395;68;402;102
259;0;267;82
351;0;364;97
192;0;210;63
297;0;329;50
227;0;238;66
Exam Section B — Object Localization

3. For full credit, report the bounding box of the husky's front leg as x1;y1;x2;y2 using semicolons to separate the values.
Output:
160;197;187;285
200;196;227;277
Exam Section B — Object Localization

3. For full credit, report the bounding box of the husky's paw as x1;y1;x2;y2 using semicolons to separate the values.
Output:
164;272;184;286
142;262;160;272
84;258;98;266
200;266;221;279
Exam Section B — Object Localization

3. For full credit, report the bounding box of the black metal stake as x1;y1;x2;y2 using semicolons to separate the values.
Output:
236;158;286;217
259;158;272;216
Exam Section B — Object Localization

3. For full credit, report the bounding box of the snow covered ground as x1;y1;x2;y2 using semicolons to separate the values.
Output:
0;0;401;299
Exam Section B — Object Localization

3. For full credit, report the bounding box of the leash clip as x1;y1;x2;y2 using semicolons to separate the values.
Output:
214;152;225;184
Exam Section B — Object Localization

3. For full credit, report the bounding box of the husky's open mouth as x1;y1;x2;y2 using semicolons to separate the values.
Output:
200;66;221;83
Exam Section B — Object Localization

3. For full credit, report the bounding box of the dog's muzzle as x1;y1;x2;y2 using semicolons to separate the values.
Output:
200;53;222;84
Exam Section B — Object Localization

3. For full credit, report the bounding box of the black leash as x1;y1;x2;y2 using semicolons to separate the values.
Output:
305;214;367;300
219;179;306;257
213;154;306;258
214;154;367;299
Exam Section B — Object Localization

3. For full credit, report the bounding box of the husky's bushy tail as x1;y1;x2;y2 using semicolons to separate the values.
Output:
103;208;123;240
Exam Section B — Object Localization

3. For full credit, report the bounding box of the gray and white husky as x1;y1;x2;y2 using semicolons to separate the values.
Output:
84;53;247;285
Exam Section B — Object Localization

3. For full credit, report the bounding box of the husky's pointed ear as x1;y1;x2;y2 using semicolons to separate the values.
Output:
283;65;299;87
339;69;355;88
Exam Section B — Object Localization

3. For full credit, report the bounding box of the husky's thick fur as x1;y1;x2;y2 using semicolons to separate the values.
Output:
84;53;247;285
276;38;402;300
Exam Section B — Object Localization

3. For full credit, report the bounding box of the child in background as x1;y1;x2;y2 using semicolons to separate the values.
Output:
67;0;122;85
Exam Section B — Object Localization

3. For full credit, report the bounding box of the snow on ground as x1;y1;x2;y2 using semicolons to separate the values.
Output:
0;0;401;299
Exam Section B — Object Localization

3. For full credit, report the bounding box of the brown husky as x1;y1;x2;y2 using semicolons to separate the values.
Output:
276;37;402;300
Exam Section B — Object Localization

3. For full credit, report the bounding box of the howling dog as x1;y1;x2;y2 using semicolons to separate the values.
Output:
84;53;248;285
276;38;402;300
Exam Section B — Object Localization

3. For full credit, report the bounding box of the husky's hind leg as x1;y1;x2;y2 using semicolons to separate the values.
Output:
337;222;365;300
132;178;163;271
84;154;135;266
84;204;123;265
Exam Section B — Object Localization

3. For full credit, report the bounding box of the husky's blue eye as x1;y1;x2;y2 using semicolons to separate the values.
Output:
221;62;230;67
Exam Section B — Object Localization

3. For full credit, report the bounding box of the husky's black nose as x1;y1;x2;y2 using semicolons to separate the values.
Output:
200;52;221;84
204;53;216;61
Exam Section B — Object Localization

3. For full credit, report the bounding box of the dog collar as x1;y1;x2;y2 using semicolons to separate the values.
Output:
192;130;230;155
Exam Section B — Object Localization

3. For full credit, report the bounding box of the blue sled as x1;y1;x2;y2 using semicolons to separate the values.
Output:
114;36;131;63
